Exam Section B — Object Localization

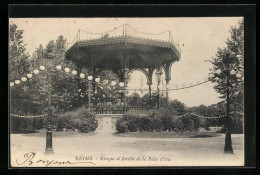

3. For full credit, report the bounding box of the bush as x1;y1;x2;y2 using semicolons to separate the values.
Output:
116;119;128;133
232;122;243;134
34;117;44;132
115;108;202;133
56;107;98;133
174;119;185;132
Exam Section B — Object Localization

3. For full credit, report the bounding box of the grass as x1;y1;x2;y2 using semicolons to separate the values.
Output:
114;131;221;138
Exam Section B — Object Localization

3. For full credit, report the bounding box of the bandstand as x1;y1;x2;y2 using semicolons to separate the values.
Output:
65;25;181;110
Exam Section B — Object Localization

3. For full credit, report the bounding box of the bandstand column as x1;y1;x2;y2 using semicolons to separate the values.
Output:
119;54;131;113
88;68;94;110
148;83;152;105
164;62;172;106
165;78;170;106
122;68;129;113
155;68;162;109
148;68;154;106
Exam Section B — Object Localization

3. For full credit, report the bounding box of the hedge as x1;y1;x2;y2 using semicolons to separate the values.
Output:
56;107;98;133
115;109;201;133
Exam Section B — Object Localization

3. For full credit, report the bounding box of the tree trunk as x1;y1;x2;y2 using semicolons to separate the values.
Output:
224;75;233;153
224;131;233;153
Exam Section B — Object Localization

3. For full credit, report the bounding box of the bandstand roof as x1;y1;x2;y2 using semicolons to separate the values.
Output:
65;36;181;71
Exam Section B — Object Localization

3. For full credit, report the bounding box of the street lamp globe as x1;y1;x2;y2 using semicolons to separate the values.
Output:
216;69;221;75
56;65;62;70
21;77;27;82
88;75;93;81
111;81;116;86
210;73;215;78
95;77;100;83
236;74;242;78
64;67;70;72
27;74;32;78
15;80;20;84
119;82;124;87
230;52;236;57
236;54;242;59
230;70;236;75
40;66;45;70
103;79;108;85
33;69;39;74
10;82;14;86
72;70;77;75
80;73;85;78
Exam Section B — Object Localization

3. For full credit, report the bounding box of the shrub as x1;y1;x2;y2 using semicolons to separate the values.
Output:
34;117;44;132
150;117;163;132
127;116;140;132
115;108;203;133
232;122;243;134
56;107;98;133
116;119;128;133
138;117;152;132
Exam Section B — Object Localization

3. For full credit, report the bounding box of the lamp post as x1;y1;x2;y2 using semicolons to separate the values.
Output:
214;56;236;154
119;82;125;113
120;66;129;113
84;75;101;111
44;53;54;153
155;69;162;109
87;75;93;111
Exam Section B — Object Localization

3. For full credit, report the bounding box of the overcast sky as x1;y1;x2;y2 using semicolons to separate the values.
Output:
10;17;243;107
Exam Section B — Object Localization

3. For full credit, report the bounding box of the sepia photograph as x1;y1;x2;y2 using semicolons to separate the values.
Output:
9;17;245;167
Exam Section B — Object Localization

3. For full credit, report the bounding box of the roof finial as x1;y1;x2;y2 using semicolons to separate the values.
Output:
122;24;125;36
125;24;127;36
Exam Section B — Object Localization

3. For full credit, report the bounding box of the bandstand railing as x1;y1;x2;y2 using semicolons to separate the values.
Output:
90;105;155;114
128;106;155;111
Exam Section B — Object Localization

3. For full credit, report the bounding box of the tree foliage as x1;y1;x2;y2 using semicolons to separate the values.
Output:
9;24;30;115
208;20;244;113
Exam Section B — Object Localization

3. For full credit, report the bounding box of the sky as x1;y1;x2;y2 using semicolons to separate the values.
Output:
9;17;243;107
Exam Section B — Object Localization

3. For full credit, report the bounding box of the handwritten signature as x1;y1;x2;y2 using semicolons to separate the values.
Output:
16;152;96;166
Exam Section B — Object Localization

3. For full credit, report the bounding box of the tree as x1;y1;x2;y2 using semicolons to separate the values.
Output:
187;104;224;130
208;20;244;153
29;36;80;114
127;93;143;106
9;24;31;132
168;99;186;116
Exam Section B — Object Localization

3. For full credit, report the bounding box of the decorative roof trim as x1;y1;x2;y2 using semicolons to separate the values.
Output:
68;36;180;59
